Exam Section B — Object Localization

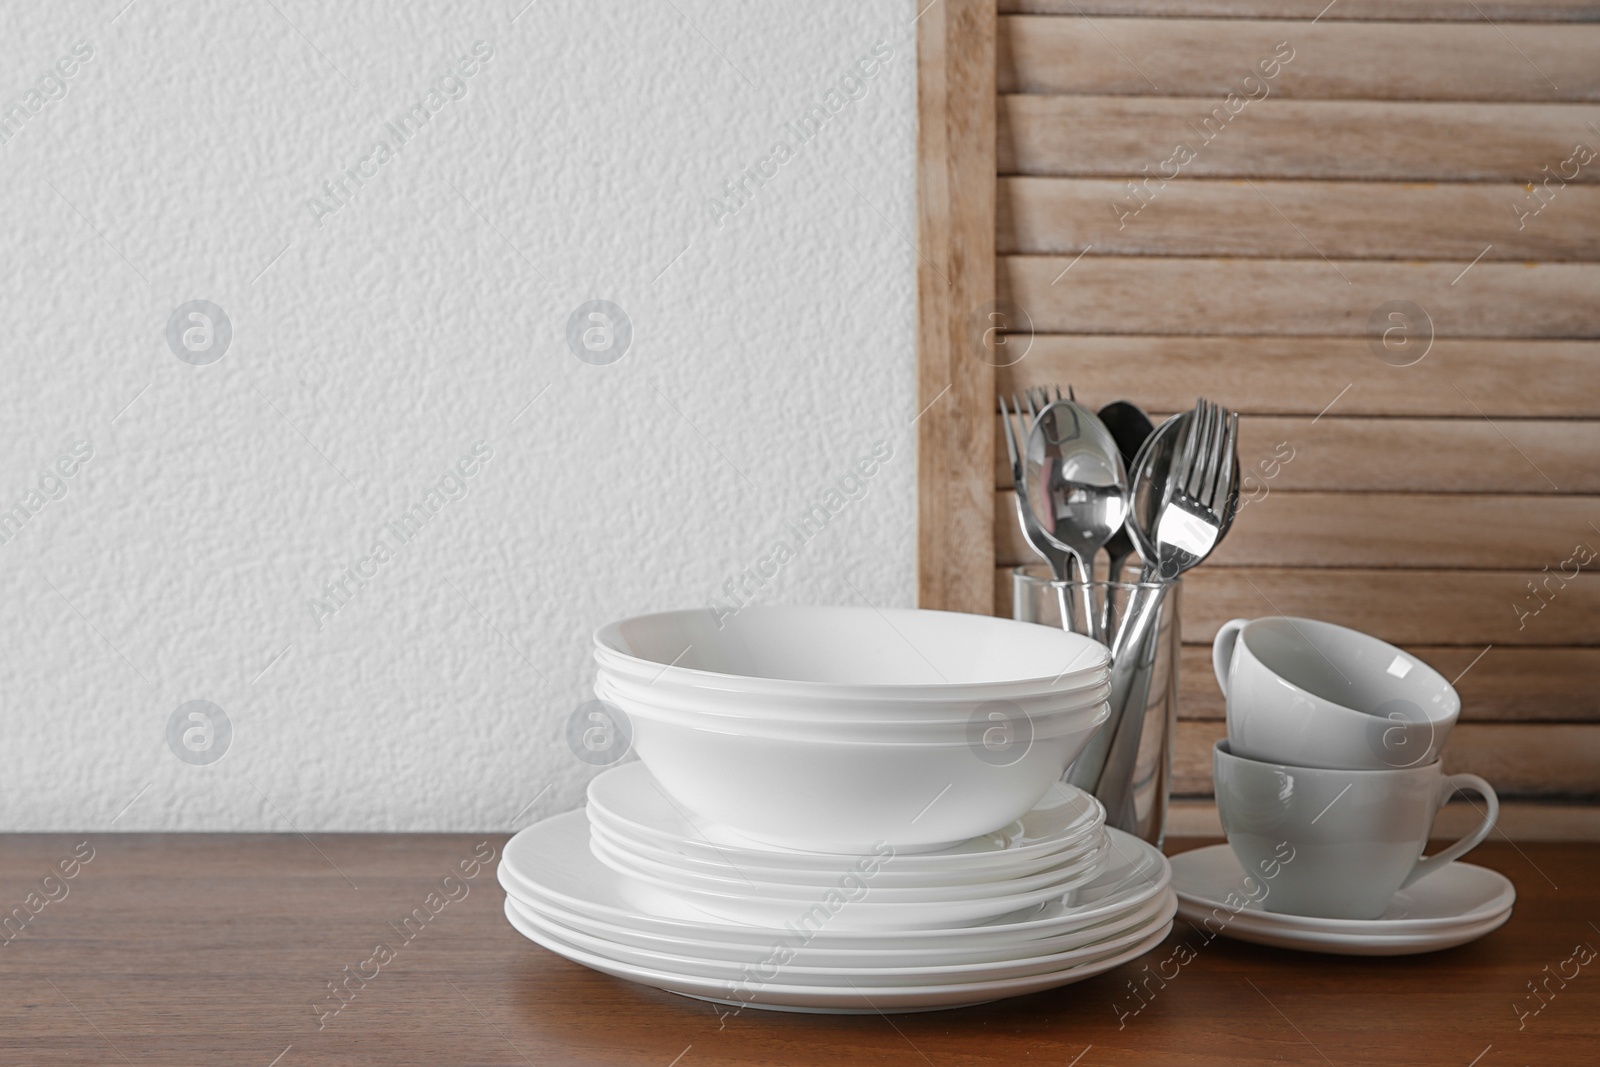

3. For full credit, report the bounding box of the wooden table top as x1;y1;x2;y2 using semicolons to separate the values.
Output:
3;833;1595;1066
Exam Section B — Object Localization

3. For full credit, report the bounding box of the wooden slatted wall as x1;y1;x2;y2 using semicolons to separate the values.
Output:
988;0;1600;835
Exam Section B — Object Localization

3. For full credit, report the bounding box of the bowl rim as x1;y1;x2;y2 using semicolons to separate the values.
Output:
605;681;1110;745
593;668;1114;723
592;605;1110;697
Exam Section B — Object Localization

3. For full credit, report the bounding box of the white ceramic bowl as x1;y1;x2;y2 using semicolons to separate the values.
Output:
594;666;1112;732
594;605;1109;702
623;699;1108;853
595;671;1110;745
591;605;1111;852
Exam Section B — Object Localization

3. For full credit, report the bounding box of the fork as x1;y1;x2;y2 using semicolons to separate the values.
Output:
1095;397;1239;826
1140;398;1238;586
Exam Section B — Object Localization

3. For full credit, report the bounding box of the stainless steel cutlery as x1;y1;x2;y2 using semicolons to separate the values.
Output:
1004;390;1241;837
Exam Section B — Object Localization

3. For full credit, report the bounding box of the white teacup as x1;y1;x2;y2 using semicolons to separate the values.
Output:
1213;616;1460;770
1213;740;1498;920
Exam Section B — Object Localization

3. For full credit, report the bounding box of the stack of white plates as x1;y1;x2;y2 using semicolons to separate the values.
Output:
499;764;1176;1014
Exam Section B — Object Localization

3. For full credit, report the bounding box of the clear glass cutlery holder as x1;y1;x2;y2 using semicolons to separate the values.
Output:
1012;566;1181;848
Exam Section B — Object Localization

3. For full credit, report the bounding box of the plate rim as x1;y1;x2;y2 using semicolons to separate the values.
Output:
507;890;1178;982
502;893;1176;1006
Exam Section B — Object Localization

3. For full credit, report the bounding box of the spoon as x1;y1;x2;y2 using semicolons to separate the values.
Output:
1095;401;1155;634
1024;398;1129;642
1064;410;1191;794
1095;402;1154;581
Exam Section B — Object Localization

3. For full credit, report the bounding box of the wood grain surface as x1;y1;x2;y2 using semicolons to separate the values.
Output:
1000;256;1600;337
1168;797;1600;839
992;415;1600;493
998;178;1600;259
4;832;1595;1066
917;0;998;615
955;0;1600;831
999;96;1600;179
998;489;1600;569
999;17;1600;100
1000;0;1600;17
1170;719;1600;796
996;565;1600;646
997;336;1600;418
1172;644;1600;722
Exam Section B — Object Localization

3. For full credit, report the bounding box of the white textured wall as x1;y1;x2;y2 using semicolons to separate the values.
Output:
0;1;918;831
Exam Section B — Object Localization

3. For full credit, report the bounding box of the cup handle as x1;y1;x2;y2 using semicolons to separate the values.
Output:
1211;618;1249;699
1400;773;1499;890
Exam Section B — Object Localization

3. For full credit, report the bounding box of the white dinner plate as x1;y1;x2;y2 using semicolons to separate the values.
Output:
587;762;1103;874
504;879;1177;968
508;890;1176;986
518;809;1114;932
1169;845;1515;955
499;810;1170;951
589;821;1109;901
502;895;1174;1013
585;815;1103;889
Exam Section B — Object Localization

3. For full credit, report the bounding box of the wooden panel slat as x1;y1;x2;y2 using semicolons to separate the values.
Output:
997;490;1600;569
988;1;1600;824
1184;568;1599;646
1177;645;1600;721
998;178;1600;260
999;1;1600;22
998;337;1600;418
917;0;997;615
1000;17;1600;101
994;566;1600;645
1172;720;1600;796
1169;798;1600;840
999;96;1600;180
1001;256;1600;337
993;415;1600;494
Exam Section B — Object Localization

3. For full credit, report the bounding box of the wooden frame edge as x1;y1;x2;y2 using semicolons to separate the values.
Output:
916;0;998;614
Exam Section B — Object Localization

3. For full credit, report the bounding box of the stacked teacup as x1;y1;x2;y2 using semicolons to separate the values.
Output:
1210;616;1499;921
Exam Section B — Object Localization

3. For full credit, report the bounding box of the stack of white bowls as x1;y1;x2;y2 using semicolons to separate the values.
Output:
499;605;1178;1013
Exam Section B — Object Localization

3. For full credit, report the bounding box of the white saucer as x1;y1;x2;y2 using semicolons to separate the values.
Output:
587;762;1103;874
502;895;1174;1013
1169;844;1515;956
